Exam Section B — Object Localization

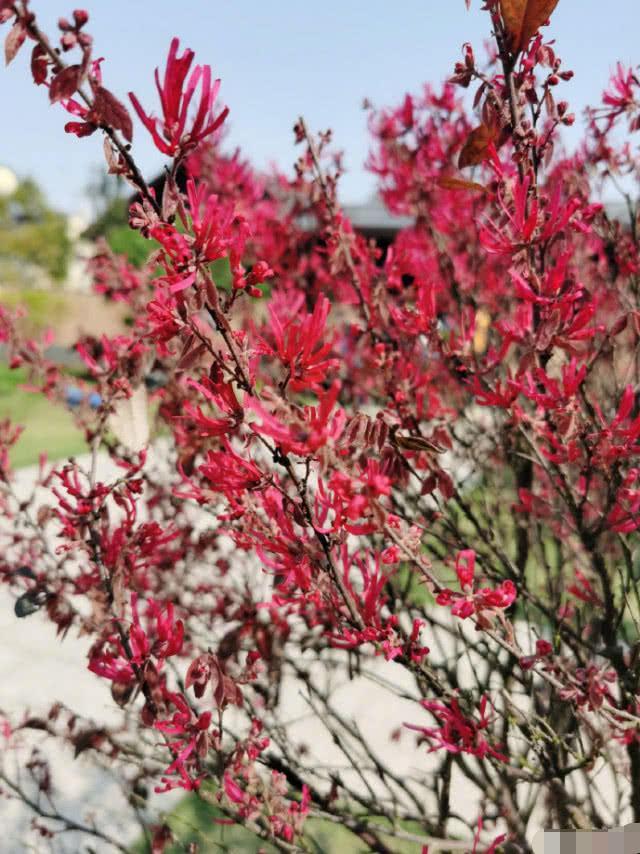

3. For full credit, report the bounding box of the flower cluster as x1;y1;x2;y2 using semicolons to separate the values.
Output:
129;37;229;156
436;550;517;623
2;0;640;850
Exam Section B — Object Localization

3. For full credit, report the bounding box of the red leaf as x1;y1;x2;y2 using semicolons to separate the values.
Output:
161;173;181;220
92;85;133;142
103;138;125;175
30;44;48;85
49;65;82;103
185;653;211;698
458;124;496;168
151;824;174;854
65;120;97;138
72;727;108;758
499;0;560;55
4;21;26;65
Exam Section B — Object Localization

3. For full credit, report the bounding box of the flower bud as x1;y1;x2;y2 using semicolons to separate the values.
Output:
61;32;77;51
73;9;89;27
609;315;628;337
536;639;552;657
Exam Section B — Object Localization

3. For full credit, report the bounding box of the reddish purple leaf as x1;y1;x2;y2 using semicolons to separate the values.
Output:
4;21;26;65
92;85;133;142
458;123;496;168
64;120;97;138
437;176;488;194
30;44;48;85
499;0;560;54
49;64;82;103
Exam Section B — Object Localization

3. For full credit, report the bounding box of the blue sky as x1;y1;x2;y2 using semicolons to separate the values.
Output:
1;1;638;214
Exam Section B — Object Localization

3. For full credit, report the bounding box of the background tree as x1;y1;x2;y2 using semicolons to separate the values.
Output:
0;176;71;284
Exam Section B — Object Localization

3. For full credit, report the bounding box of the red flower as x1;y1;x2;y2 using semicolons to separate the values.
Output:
154;692;213;793
199;440;264;500
185;652;243;708
455;549;475;589
257;293;339;393
559;665;616;711
601;63;640;127
567;569;603;606
436;550;516;621
185;177;242;262
129;38;228;156
406;695;507;762
520;638;553;671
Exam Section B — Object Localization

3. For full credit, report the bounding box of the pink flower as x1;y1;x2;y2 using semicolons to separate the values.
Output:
472;818;507;854
405;695;507;762
601;63;640;126
155;740;202;793
88;639;135;685
0;717;12;740
567;569;602;606
455;549;476;589
199;441;264;499
257;294;339;393
520;638;553;671
559;665;616;711
129;38;228;156
437;550;517;621
185;177;243;262
129;593;184;663
381;545;400;565
223;772;245;804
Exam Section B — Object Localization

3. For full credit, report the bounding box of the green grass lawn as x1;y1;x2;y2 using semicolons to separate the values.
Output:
0;287;68;329
0;363;87;468
131;787;428;854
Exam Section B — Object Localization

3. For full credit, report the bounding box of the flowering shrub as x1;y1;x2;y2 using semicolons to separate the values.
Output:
1;0;640;850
